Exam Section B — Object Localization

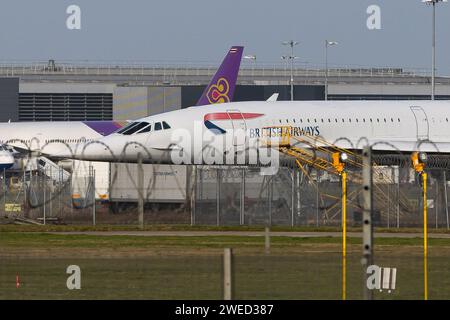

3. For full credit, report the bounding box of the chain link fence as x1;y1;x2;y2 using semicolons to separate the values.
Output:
1;162;449;228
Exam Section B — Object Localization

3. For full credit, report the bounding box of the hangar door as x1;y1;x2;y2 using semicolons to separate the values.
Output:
410;106;429;141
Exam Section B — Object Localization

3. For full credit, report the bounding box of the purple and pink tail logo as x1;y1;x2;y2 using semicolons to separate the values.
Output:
196;46;243;106
204;112;264;134
206;77;230;104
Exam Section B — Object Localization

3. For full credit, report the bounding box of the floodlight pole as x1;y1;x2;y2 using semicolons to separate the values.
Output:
325;41;329;101
290;43;294;101
342;170;347;301
432;1;436;100
332;151;348;301
411;151;429;300
423;172;429;300
424;0;448;100
324;40;338;101
244;55;257;78
282;40;299;101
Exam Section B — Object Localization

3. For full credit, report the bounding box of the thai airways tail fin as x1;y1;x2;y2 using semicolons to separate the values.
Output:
196;46;244;106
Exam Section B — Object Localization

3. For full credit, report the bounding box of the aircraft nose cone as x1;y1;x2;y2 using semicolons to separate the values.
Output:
0;152;15;170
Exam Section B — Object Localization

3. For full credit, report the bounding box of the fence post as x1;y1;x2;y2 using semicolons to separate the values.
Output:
191;165;196;226
397;167;400;229
265;226;270;254
291;169;295;227
137;153;144;229
316;170;320;227
268;176;273;226
444;170;449;229
92;168;96;226
362;146;373;300
223;248;233;300
216;169;221;226
3;168;6;216
435;177;439;229
240;168;245;226
43;172;46;225
297;171;301;219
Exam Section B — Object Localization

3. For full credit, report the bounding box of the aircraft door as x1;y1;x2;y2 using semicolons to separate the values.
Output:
226;110;247;146
410;106;429;141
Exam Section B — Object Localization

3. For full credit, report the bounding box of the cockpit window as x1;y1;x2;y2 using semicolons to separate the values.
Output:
117;122;140;134
136;124;152;134
118;120;169;135
122;122;150;135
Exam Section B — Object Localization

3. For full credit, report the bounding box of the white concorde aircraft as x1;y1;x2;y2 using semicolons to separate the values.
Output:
0;46;244;158
48;100;450;166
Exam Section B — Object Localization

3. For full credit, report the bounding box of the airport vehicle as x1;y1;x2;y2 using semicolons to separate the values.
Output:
56;100;450;165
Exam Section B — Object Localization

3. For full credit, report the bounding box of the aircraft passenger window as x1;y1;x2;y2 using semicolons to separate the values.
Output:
328;119;331;123
307;119;310;123
398;118;401;122
154;122;162;131
279;120;282;123
349;119;351;123
384;118;387;123
391;118;394;122
321;119;324;123
300;119;303;123
356;119;359;123
446;118;449;122
123;122;149;135
293;119;296;123
137;124;152;134
370;119;372;122
314;119;317;123
335;119;338;123
162;121;171;129
377;119;380;122
342;119;344;123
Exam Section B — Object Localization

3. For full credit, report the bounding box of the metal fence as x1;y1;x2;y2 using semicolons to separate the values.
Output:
193;165;450;229
1;60;449;85
1;163;449;229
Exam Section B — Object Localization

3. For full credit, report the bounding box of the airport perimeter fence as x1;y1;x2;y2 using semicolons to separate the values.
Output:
0;162;449;229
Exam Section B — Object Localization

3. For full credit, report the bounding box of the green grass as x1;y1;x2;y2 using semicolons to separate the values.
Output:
1;223;449;234
1;232;450;249
1;232;450;299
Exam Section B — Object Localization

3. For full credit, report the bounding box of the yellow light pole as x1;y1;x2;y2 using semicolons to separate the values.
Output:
411;151;428;300
423;171;428;300
342;170;347;300
333;152;347;300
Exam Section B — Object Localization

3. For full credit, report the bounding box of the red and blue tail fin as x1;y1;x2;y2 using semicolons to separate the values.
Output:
196;46;244;106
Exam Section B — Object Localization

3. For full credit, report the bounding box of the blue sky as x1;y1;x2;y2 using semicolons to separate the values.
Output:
0;0;449;73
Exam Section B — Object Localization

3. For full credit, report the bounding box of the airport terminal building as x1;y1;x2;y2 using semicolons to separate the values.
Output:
1;61;450;122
